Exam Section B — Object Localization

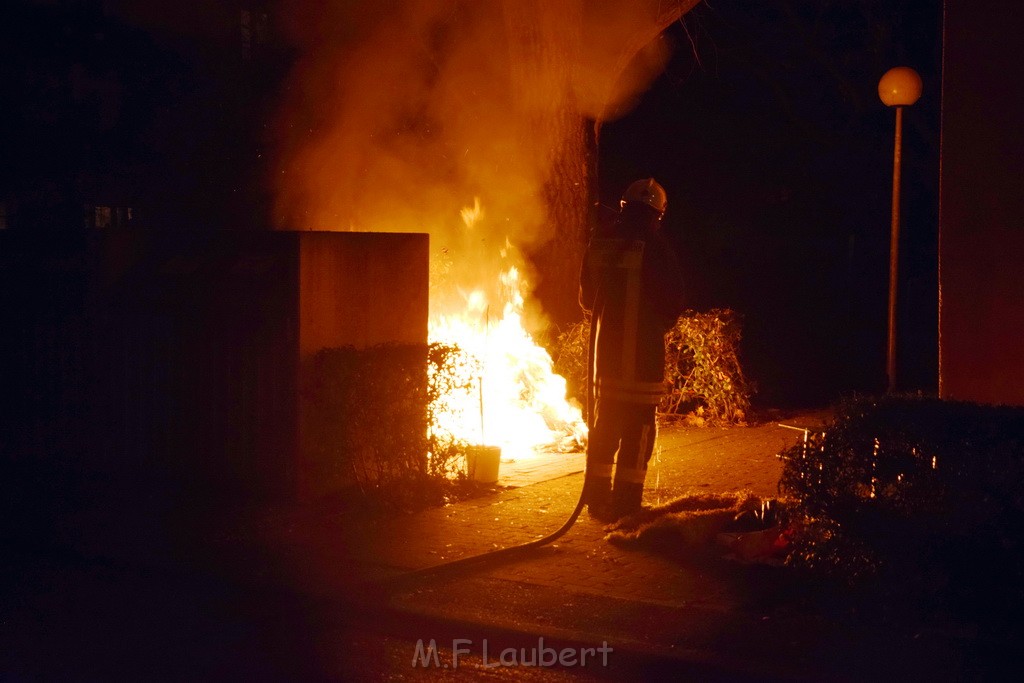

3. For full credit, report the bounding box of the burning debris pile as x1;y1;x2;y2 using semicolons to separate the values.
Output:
426;199;586;460
428;267;587;460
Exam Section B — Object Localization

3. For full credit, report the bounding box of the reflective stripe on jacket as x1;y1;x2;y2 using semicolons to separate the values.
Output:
580;225;685;404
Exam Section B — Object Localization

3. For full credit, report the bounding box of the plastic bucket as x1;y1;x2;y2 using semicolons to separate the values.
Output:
466;445;501;484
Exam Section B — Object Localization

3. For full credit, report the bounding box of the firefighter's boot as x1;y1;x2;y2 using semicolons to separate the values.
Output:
582;472;614;521
611;481;645;520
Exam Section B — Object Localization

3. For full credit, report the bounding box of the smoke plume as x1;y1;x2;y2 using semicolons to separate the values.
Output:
272;0;696;317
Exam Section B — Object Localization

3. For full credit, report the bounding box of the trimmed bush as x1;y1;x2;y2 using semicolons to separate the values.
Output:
779;395;1024;618
304;343;475;510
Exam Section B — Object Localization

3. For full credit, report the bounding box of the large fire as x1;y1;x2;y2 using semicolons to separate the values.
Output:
428;202;587;461
272;1;697;469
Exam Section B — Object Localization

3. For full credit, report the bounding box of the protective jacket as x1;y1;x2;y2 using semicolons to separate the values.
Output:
579;218;686;405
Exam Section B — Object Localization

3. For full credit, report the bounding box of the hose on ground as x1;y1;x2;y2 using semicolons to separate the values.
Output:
390;310;598;583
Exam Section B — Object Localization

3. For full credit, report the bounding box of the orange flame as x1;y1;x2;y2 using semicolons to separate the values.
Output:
429;201;586;460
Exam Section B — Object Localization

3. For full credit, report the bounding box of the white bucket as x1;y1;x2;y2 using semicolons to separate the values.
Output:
466;445;501;484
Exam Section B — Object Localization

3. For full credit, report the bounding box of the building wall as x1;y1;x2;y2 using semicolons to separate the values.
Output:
939;0;1024;405
296;232;429;502
298;232;428;355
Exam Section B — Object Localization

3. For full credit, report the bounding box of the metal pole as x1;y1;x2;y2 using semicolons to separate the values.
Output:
480;305;489;444
887;105;903;393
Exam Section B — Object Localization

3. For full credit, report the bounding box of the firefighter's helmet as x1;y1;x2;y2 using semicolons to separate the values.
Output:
621;177;667;214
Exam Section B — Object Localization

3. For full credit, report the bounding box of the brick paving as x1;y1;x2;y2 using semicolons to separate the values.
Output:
214;413;901;679
214;417;833;645
250;415;826;597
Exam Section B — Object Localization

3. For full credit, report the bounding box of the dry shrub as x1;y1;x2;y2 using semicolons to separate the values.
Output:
425;342;478;478
662;309;753;425
551;313;591;409
553;309;753;425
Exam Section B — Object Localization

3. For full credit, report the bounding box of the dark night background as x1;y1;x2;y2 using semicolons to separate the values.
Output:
600;2;942;407
0;0;284;235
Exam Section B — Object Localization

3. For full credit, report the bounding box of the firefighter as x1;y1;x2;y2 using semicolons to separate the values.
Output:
579;178;686;520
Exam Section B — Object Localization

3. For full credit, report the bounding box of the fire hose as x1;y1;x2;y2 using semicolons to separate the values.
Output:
390;311;597;583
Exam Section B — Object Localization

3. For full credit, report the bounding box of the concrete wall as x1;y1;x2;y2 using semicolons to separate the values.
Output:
298;232;428;356
939;0;1024;405
296;232;429;501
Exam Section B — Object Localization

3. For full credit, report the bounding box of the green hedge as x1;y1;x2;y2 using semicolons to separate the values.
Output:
304;343;475;510
779;395;1024;617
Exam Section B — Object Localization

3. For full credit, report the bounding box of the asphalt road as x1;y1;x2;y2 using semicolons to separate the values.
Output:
3;547;749;681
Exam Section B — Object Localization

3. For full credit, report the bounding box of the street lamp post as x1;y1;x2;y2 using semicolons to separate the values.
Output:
878;66;922;393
